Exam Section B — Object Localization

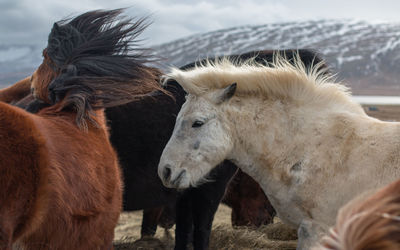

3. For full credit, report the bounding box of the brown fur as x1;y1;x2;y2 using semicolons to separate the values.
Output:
223;169;276;227
315;179;400;250
0;87;122;250
0;76;31;103
31;52;58;102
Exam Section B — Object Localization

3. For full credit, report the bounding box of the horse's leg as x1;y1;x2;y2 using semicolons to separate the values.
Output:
158;203;176;230
141;207;164;237
174;192;193;250
191;161;238;250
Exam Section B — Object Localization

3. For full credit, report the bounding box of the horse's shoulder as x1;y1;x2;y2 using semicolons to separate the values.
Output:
0;102;46;150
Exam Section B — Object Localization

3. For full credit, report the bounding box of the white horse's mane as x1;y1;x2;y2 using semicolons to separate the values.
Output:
164;53;364;113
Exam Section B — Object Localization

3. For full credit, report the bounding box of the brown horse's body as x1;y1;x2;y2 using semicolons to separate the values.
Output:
0;102;122;249
0;9;164;250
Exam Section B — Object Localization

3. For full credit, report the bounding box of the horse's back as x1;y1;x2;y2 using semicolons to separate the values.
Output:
0;76;31;103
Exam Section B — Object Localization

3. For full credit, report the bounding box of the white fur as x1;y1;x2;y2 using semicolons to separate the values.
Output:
158;55;400;249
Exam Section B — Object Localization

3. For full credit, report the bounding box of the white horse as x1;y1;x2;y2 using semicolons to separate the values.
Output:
157;55;400;248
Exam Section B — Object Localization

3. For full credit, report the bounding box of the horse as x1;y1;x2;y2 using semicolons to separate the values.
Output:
147;169;276;231
0;9;165;250
1;49;324;249
313;178;400;250
0;76;31;104
158;54;400;249
223;169;276;227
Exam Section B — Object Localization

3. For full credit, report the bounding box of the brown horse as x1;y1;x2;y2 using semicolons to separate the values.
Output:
0;9;163;250
0;76;31;103
314;178;400;250
222;169;276;227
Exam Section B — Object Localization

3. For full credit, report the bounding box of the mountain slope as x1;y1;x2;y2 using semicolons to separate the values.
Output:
153;20;400;95
1;20;400;95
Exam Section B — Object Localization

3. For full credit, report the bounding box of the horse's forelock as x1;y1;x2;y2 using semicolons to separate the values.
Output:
37;9;167;129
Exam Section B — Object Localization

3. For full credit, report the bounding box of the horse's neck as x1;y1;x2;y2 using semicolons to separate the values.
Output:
92;109;109;133
39;105;109;134
80;109;109;133
224;97;366;196
227;98;302;167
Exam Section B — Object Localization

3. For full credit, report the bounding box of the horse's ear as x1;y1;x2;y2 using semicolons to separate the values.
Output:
215;82;237;104
52;23;60;34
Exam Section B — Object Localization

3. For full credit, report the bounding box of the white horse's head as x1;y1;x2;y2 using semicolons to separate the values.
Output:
158;83;237;188
158;54;359;189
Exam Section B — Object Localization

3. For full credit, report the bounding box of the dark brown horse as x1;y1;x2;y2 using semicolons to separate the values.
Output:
222;169;276;227
0;10;163;250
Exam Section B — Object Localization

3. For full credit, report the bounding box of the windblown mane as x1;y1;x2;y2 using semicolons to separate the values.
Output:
164;54;364;113
43;9;165;127
314;179;400;250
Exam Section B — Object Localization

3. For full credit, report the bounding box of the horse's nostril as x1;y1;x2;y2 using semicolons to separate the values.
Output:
171;169;186;186
163;164;172;181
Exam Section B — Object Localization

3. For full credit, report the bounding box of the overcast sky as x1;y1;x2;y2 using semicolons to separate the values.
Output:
1;0;400;47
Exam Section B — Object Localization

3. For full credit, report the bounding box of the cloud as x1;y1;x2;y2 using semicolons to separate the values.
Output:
1;0;400;47
134;0;290;45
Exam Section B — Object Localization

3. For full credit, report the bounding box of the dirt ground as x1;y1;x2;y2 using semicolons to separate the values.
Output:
113;104;400;250
113;205;297;250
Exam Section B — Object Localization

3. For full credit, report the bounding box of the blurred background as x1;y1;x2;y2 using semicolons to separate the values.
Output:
1;0;400;95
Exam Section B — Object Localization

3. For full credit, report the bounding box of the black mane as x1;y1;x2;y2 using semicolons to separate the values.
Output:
45;9;163;128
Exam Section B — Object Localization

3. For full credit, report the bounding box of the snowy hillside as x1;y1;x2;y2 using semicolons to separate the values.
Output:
1;19;400;95
154;20;400;95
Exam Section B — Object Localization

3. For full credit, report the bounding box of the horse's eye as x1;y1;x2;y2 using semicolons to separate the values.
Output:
192;120;204;128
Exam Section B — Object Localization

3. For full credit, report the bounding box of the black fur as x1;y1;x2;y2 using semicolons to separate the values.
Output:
44;9;162;127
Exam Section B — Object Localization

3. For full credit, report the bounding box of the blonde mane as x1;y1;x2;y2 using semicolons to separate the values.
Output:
164;54;364;114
